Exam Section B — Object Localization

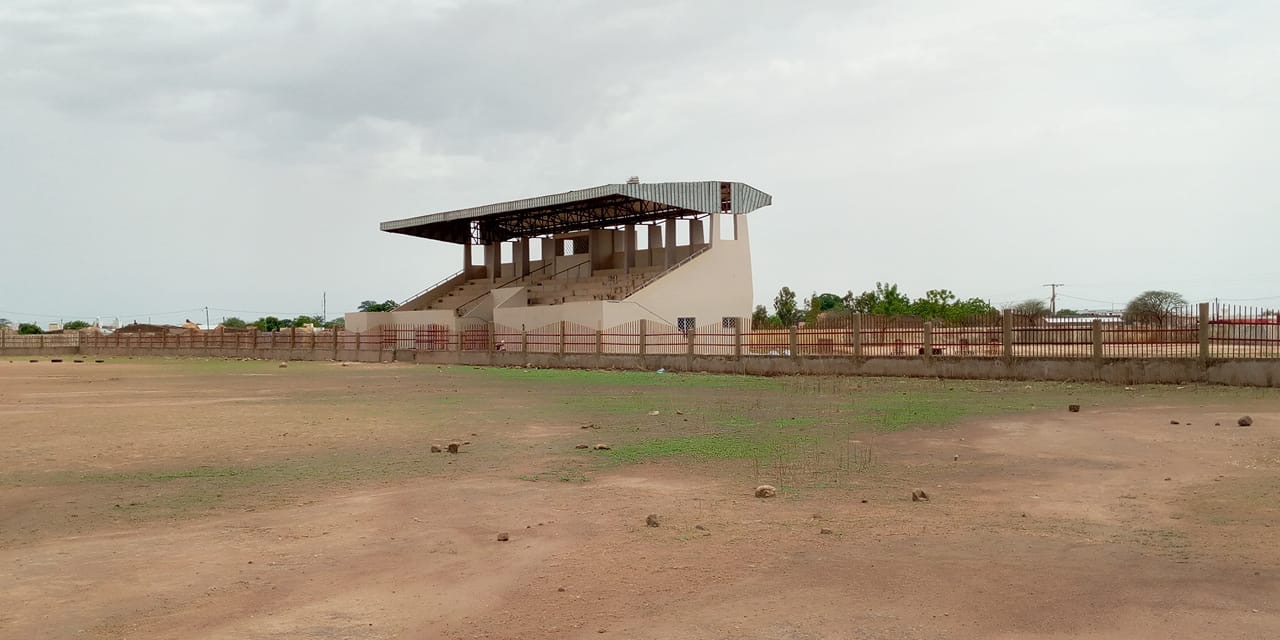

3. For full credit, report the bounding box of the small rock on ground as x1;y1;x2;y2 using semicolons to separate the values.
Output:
1068;404;1080;412
911;489;930;502
429;445;442;453
1239;415;1253;427
447;443;460;453
496;532;509;542
575;444;589;449
593;443;611;450
1170;420;1180;425
755;485;777;498
694;524;706;531
646;514;660;527
820;528;833;535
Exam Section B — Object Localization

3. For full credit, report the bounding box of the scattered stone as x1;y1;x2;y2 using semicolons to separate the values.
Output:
1068;404;1080;413
28;360;37;363
341;362;349;367
1170;420;1180;425
463;441;471;445
496;532;509;542
860;499;868;504
812;513;822;519
94;360;104;363
50;359;62;363
557;587;565;592
1164;477;1172;481
593;443;611;450
647;410;660;416
755;485;777;498
911;489;930;502
953;455;959;462
581;423;598;429
1238;416;1253;427
73;360;84;363
447;443;460;454
279;362;288;368
820;528;833;535
675;410;684;415
694;524;707;531
1215;422;1221;426
430;445;442;453
646;514;660;527
575;444;590;449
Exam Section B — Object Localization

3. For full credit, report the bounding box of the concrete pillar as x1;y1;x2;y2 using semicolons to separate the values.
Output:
596;329;604;354
664;218;677;268
687;326;696;356
624;224;635;274
484;243;498;282
733;321;742;358
1198;302;1210;362
789;326;799;357
709;214;720;246
463;244;471;277
1091;319;1103;362
852;314;863;358
638;319;648;355
1002;309;1014;359
647;225;663;268
558;321;566;355
922;322;933;362
514;238;530;278
690;218;705;246
541;237;556;276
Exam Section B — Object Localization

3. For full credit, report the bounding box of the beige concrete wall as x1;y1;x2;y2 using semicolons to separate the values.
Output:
344;309;457;332
623;217;752;327
493;300;604;331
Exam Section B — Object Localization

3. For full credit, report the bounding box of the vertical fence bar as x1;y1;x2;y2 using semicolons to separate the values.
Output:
687;327;696;356
789;326;798;357
558;321;566;355
638;319;647;355
1092;319;1103;362
852;314;863;358
733;322;743;358
595;329;603;355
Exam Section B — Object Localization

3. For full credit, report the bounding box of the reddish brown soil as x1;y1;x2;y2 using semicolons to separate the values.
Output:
1;360;1277;639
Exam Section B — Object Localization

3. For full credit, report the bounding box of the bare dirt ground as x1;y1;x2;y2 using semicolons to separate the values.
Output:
2;358;1278;639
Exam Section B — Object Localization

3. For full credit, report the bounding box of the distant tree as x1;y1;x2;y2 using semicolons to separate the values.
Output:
804;292;845;324
1123;290;1187;325
773;287;800;327
1055;308;1082;317
18;323;43;334
751;305;772;330
849;282;912;316
1009;299;1050;317
253;316;285;332
62;320;90;331
324;317;346;330
292;315;324;328
358;300;399;313
221;317;248;328
909;289;957;321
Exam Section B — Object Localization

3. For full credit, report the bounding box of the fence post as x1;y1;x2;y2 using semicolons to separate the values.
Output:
1198;302;1210;363
595;329;603;355
687;326;696;356
558;321;566;356
923;322;933;362
290;326;296;350
332;326;339;359
789;325;799;357
852;314;863;358
520;327;528;353
1092;319;1103;362
733;321;743;358
638;319;647;356
1002;309;1013;359
40;333;46;350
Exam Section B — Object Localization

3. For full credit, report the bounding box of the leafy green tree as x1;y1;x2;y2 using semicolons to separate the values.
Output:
909;289;957;321
849;282;912;316
804;292;845;324
221;317;248;328
62;320;91;331
324;317;346;330
1123;290;1187;325
1055;308;1082;317
773;287;800;327
751;305;772;330
292;315;324;328
253;316;285;332
18;323;43;334
358;300;399;313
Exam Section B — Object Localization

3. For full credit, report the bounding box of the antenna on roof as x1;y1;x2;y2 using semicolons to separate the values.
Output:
626;176;640;184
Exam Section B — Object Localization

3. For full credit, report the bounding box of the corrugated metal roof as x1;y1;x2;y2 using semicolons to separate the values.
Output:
380;181;772;243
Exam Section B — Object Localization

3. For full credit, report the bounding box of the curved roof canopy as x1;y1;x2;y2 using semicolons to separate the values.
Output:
381;180;772;244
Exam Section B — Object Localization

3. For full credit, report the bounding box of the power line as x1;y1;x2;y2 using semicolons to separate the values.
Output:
1043;283;1064;315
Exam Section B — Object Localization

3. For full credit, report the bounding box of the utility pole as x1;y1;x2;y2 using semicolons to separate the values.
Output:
205;306;211;330
1043;283;1064;315
322;292;327;323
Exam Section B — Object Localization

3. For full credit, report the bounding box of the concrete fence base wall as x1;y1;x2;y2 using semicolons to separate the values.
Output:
66;344;1280;387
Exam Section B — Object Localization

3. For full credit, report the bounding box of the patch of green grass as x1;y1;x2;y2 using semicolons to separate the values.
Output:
466;366;783;390
719;415;760;429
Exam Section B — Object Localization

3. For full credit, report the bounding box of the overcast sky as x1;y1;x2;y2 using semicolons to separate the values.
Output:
2;0;1277;326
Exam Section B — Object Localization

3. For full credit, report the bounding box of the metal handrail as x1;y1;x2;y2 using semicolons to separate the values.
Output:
625;243;711;298
454;259;562;318
398;268;466;308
